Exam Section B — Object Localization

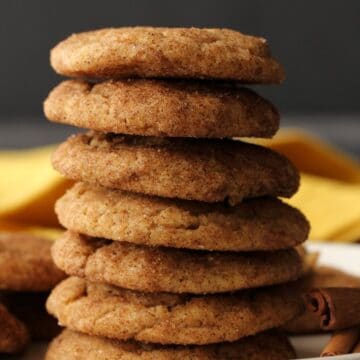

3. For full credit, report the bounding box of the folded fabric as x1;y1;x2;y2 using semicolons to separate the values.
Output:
0;129;359;242
253;130;360;184
252;129;360;242
0;146;72;239
289;173;360;242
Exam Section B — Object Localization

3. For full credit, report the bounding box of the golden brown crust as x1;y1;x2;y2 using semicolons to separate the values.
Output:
44;80;279;138
0;232;65;291
50;27;285;83
46;329;295;360
56;183;308;251
52;231;304;294
46;277;303;345
52;133;299;204
0;303;29;354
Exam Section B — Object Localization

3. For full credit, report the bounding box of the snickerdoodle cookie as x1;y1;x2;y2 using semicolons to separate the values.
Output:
0;302;29;354
52;231;304;294
44;80;279;138
56;183;308;251
46;277;302;345
50;27;285;83
52;133;299;204
0;232;65;291
45;329;295;360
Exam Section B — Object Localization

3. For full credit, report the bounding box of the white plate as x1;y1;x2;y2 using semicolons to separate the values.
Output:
8;242;360;360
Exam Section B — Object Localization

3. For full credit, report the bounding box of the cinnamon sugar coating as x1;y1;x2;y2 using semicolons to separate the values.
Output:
0;232;65;291
52;231;304;294
46;277;303;345
50;27;285;83
52;133;299;204
44;79;279;138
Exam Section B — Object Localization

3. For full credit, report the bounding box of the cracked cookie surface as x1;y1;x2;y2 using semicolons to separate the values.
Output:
46;329;295;360
0;232;65;291
56;183;308;251
52;133;299;204
52;231;304;294
44;79;279;138
46;277;303;345
50;27;285;83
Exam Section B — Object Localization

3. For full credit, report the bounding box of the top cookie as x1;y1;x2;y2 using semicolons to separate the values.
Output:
50;27;285;83
44;80;279;138
0;232;65;291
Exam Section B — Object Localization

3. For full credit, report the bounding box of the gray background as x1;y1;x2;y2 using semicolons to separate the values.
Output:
0;0;359;154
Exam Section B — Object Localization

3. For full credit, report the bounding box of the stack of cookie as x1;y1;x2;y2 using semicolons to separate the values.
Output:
44;27;309;359
0;233;64;354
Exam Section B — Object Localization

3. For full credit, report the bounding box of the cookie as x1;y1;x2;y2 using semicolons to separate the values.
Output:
0;232;65;291
52;133;299;204
46;329;295;360
56;183;308;251
46;277;302;345
52;231;303;294
44;80;279;138
50;27;285;83
0;292;60;340
0;303;29;354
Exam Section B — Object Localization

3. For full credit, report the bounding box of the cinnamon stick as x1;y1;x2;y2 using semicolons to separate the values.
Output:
305;287;360;330
321;328;360;356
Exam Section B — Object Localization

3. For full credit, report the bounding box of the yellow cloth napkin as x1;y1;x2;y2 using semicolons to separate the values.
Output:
0;130;359;242
0;146;71;239
252;129;360;242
